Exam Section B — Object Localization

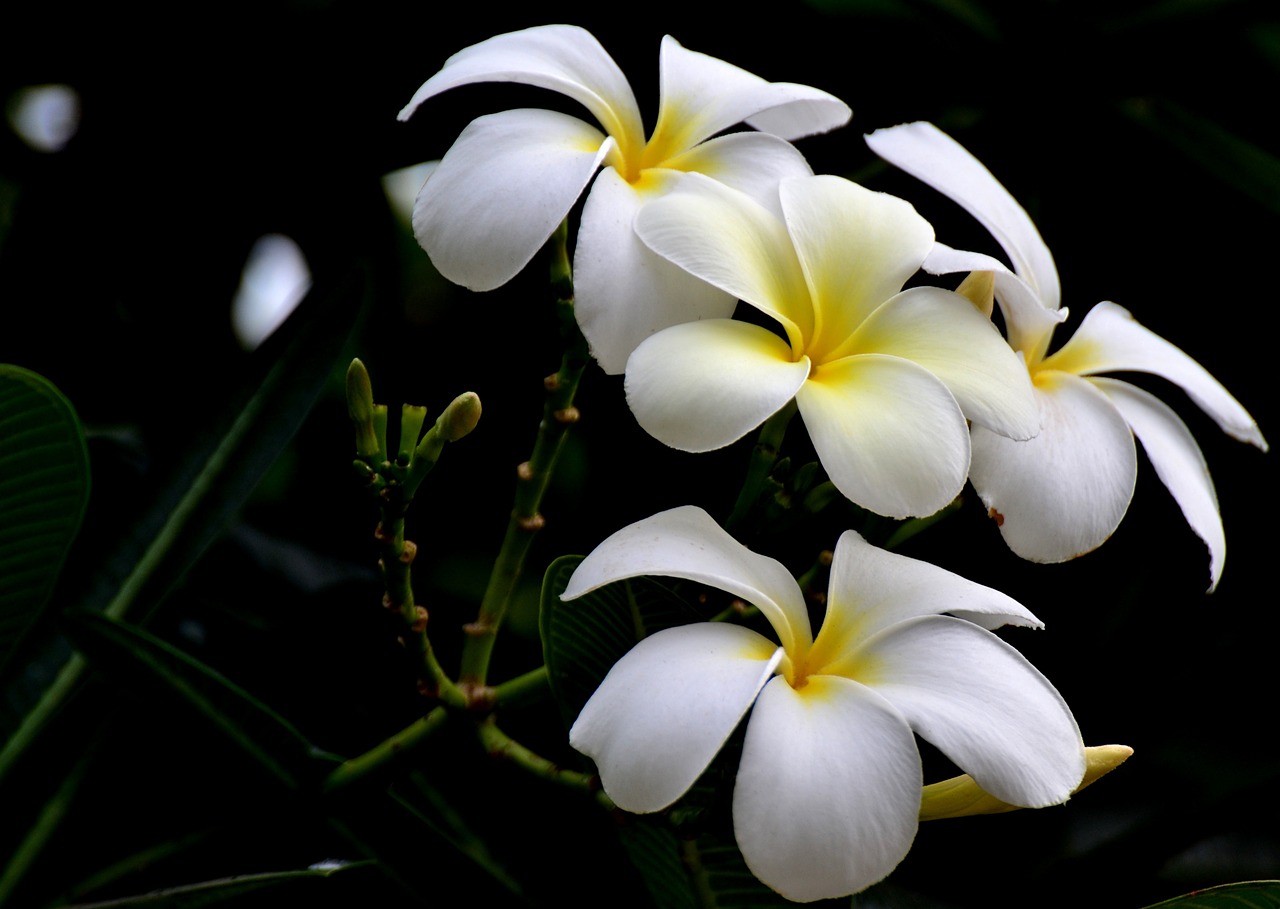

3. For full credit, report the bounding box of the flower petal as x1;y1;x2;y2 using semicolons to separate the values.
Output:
397;24;644;150
562;505;813;654
865;121;1060;309
570;623;781;813
634;174;813;345
857;615;1085;807
796;354;970;518
412;109;610;290
663;131;814;218
574;168;736;374
733;675;921;902
625;319;811;453
1094;377;1226;591
780;176;934;357
1041;302;1268;451
970;371;1137;562
921;242;1067;360
846;286;1040;440
648;35;849;161
808;530;1041;679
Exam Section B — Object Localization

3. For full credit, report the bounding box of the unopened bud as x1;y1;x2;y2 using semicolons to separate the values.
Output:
441;391;481;442
346;359;382;459
919;744;1133;821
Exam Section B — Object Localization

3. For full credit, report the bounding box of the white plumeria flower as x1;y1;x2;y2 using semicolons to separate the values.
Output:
567;505;1085;903
397;25;851;374
625;172;1041;519
866;121;1268;589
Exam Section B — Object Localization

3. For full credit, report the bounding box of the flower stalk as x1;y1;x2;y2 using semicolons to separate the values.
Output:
458;220;588;692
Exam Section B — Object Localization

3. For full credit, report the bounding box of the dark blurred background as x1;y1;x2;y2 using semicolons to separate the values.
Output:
2;0;1277;906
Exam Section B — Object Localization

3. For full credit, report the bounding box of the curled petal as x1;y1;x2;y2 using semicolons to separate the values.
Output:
625;319;811;453
780;176;934;354
809;530;1041;677
413;109;610;290
570;623;781;813
733;676;921;902
1095;378;1226;591
1042;302;1268;451
846;286;1040;441
970;372;1137;562
635;175;813;345
574;168;736;374
797;354;970;519
650;35;849;159
397;24;643;149
562;505;813;654
865;121;1060;309
921;242;1067;360
858;615;1085;808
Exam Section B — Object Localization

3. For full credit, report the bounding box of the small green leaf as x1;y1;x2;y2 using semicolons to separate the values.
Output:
63;610;331;790
1142;881;1280;908
0;365;90;671
59;861;375;908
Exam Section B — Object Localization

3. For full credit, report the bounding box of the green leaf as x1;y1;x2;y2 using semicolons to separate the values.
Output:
0;365;89;671
1121;96;1280;216
0;267;366;783
63;610;331;791
58;861;376;908
1142;881;1280;908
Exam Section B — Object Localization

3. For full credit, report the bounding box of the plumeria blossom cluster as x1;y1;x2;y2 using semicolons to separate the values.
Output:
400;23;1264;904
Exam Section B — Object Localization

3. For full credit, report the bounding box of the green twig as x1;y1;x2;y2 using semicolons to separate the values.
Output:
321;706;451;796
474;718;603;801
458;221;588;691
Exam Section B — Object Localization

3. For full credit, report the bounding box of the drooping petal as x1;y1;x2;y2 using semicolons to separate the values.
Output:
797;354;970;518
1041;302;1268;451
663;131;813;219
574;168;736;374
562;505;813;654
412;109;611;290
1094;377;1226;591
646;35;849;162
970;371;1137;562
842;286;1040;440
570;623;781;813
780;176;934;359
634;174;813;347
397;24;644;152
865;121;1060;310
625;320;811;454
808;530;1041;677
732;675;921;902
854;614;1084;808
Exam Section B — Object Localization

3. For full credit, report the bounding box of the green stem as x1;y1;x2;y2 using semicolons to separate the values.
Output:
491;665;551;711
474;718;603;801
458;221;587;690
0;749;90;906
725;400;797;533
321;706;450;796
